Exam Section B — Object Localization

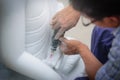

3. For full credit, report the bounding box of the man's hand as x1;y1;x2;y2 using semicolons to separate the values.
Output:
59;37;89;55
51;5;80;39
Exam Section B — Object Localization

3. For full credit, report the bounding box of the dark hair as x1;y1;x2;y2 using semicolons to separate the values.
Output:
70;0;120;20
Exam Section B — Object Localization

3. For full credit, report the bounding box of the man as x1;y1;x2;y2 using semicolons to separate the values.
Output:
52;0;120;80
52;2;115;80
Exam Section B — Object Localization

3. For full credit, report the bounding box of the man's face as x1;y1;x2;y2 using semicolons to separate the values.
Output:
81;13;120;28
82;13;120;28
89;16;120;28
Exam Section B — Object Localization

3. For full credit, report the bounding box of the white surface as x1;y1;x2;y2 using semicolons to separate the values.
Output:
1;0;87;80
1;0;63;80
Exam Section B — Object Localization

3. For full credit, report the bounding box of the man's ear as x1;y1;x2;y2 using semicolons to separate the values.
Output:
103;16;120;27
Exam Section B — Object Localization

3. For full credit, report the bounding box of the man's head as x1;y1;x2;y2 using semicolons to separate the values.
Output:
70;0;120;28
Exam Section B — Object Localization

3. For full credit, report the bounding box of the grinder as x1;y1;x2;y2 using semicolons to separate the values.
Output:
51;29;61;52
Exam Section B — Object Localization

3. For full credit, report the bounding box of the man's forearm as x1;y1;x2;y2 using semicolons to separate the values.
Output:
78;46;103;80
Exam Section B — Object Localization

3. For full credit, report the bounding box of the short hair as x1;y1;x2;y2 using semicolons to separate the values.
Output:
70;0;120;20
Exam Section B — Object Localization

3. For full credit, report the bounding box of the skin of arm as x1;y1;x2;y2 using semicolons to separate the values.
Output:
59;37;103;80
0;0;62;80
51;4;80;39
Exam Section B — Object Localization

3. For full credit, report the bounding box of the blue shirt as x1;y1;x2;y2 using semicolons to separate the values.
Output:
75;26;115;80
96;26;120;80
91;26;115;64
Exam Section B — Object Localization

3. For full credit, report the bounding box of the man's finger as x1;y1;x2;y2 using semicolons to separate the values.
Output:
55;28;66;39
52;12;58;20
50;17;58;27
52;22;61;30
59;37;67;43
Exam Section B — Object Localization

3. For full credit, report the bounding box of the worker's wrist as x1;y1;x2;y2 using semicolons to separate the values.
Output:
77;43;89;55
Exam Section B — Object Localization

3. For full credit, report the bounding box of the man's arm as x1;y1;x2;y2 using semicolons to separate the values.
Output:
59;37;103;80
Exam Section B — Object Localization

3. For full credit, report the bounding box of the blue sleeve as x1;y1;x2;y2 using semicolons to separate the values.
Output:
74;77;89;80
